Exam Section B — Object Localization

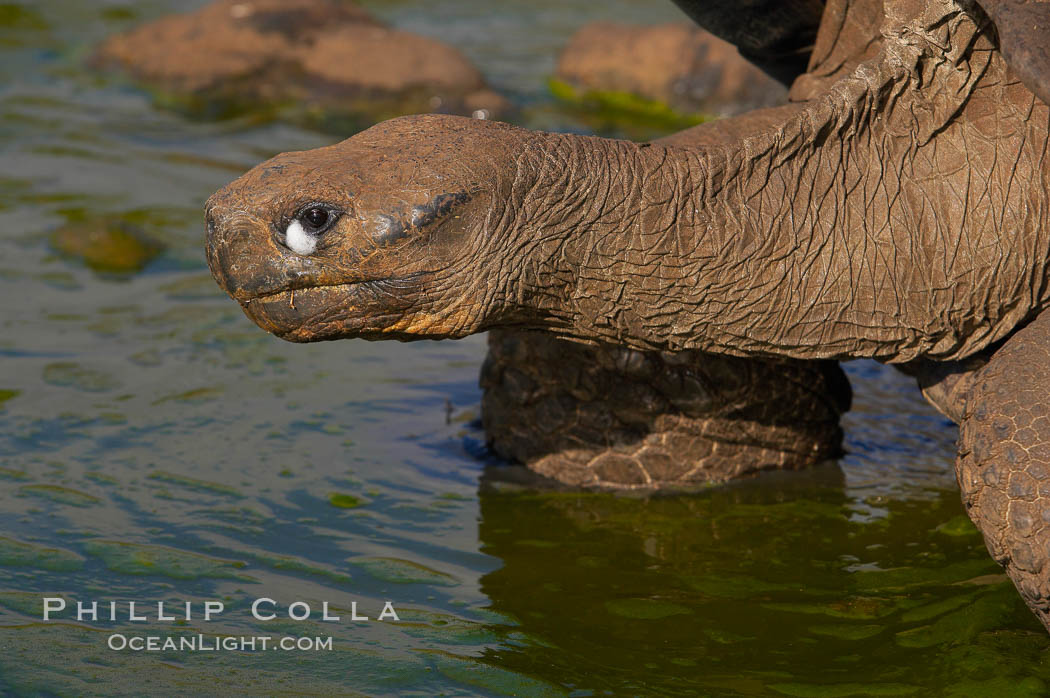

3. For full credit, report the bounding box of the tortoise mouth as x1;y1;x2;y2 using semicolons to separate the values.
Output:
237;270;424;304
236;277;423;343
243;280;367;304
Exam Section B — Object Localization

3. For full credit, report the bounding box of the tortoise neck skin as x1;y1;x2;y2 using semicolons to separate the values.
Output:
498;0;1050;363
207;0;1050;364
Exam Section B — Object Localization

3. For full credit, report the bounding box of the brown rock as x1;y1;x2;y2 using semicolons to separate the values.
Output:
93;0;507;120
302;25;484;94
555;22;786;117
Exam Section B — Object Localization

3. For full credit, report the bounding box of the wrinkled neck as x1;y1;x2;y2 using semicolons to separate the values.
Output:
494;0;1046;364
504;131;817;357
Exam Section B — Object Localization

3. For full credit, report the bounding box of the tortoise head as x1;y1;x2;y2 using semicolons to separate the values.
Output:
205;114;536;342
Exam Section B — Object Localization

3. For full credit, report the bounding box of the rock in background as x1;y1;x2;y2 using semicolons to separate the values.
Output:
552;22;787;122
92;0;508;126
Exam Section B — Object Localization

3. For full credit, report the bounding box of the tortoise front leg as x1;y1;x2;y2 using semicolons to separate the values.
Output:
480;330;851;489
957;309;1050;632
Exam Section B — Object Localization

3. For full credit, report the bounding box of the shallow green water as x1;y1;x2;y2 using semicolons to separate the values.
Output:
0;1;1047;695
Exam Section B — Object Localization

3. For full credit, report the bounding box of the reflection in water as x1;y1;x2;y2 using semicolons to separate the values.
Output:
477;468;1050;695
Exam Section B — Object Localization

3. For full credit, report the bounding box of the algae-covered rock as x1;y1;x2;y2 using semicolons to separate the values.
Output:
50;218;162;274
92;0;508;125
553;22;786;121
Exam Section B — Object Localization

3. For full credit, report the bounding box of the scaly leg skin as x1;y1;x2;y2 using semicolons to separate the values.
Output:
958;309;1050;633
481;330;851;489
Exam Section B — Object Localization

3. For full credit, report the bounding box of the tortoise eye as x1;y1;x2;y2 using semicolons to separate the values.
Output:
302;207;329;230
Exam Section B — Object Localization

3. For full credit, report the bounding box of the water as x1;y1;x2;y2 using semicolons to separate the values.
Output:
0;1;1047;695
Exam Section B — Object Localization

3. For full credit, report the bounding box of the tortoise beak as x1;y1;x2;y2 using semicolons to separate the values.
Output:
205;208;279;302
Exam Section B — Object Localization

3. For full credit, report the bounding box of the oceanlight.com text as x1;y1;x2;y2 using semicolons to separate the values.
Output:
107;633;334;652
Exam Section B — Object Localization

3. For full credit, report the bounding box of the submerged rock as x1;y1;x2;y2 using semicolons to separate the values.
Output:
50;217;163;274
553;22;786;120
93;0;507;124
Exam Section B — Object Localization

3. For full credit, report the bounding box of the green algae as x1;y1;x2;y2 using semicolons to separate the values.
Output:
0;2;47;47
84;471;118;486
146;86;291;124
808;623;884;640
0;4;47;30
99;6;137;21
83;540;249;581
19;484;100;507
473;485;1050;693
548;77;707;130
898;593;979;624
945;676;1047;697
894;591;1017;648
0;536;84;571
150;386;223;405
248;551;353;585
49;218;163;274
350;557;459;586
397;609;504;646
769;682;920;697
42;362;119;393
955;573;1009;586
438;492;471;501
147;470;242;498
689;574;791;599
762;596;904;620
204;506;268;528
141;79;485;138
703;627;753;645
328;492;364;509
936;516;979;537
605;598;692;620
421;649;567;697
0;591;50;618
514;538;560;549
851;559;998;591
